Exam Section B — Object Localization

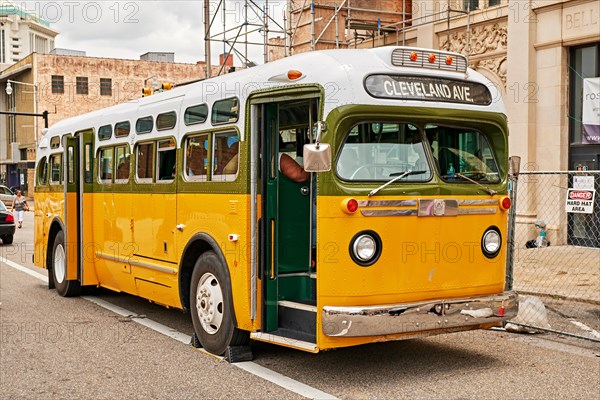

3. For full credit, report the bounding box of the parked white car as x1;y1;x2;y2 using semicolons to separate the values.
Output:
0;185;16;207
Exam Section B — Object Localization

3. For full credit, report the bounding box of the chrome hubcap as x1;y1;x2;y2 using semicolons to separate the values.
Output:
54;243;66;284
195;272;224;335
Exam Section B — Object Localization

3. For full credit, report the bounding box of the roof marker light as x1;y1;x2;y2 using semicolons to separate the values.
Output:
409;52;418;62
446;56;453;65
428;54;436;63
287;70;303;80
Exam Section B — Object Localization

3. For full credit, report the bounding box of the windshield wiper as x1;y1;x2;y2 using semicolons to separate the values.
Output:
456;173;497;196
368;170;427;197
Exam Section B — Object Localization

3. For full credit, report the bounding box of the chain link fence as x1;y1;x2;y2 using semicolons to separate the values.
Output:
506;171;600;342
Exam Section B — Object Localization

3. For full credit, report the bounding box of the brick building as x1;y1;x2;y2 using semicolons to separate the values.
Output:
0;53;206;193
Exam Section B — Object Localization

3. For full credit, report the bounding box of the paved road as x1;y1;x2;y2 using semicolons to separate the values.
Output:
1;212;599;399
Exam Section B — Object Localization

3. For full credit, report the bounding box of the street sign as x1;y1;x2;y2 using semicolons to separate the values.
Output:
565;188;596;214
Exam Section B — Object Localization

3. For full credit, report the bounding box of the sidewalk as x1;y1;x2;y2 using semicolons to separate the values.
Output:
513;245;600;303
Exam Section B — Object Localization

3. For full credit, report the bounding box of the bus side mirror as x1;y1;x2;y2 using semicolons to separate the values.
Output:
304;121;331;172
304;143;331;172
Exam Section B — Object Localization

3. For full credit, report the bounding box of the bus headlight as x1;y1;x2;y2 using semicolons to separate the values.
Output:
349;231;382;266
481;227;501;258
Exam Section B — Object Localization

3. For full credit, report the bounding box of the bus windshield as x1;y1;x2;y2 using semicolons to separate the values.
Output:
424;124;501;183
336;122;432;181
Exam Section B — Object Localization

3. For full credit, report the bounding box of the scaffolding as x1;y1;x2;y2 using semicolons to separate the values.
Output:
203;0;288;77
203;1;473;75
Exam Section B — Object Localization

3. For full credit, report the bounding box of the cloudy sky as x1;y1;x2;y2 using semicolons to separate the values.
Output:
16;0;287;64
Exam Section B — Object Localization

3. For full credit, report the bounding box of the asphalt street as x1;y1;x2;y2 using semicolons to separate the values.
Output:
1;212;599;399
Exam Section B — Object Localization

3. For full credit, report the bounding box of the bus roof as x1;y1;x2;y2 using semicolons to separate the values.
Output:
41;46;505;150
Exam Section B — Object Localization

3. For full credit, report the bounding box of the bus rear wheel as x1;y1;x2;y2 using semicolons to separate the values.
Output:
190;251;248;355
52;231;80;297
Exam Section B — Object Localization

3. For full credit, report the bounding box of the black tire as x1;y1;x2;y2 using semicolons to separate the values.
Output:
51;231;80;297
190;251;249;355
1;235;13;244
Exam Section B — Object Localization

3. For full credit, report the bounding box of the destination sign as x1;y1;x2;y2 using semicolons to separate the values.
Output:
364;75;493;105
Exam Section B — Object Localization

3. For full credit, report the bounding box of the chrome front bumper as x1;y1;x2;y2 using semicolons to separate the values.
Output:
322;291;518;337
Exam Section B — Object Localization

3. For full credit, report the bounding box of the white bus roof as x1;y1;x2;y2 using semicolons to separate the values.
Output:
41;46;505;151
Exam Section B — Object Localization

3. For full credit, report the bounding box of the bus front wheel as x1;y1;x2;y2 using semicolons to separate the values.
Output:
51;231;80;297
190;251;248;355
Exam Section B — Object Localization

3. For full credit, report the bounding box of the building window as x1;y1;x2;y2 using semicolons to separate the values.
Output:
52;75;64;94
100;78;112;96
76;77;88;95
0;29;5;64
488;0;501;6
463;0;479;11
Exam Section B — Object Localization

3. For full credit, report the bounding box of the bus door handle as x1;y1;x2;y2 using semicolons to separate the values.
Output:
300;186;309;196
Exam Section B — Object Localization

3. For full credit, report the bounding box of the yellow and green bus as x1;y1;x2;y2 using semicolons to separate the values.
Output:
34;46;518;356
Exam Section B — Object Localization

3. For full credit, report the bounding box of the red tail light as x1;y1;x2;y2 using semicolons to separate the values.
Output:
341;198;359;214
500;196;511;211
6;214;14;223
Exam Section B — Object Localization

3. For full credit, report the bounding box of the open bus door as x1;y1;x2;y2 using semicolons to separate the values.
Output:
259;99;317;346
59;131;97;292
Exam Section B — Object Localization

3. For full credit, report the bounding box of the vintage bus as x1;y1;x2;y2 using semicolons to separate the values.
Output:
34;46;518;357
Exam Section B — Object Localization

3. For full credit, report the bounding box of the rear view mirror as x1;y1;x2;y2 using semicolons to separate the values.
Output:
303;121;331;172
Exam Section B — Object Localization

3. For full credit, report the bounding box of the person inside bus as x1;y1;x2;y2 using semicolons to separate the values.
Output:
279;153;309;183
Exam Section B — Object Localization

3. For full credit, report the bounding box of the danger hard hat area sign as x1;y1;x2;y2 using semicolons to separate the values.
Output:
565;189;596;214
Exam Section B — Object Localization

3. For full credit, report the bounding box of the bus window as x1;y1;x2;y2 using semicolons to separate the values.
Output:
49;153;62;184
50;136;60;149
115;121;131;137
98;125;112;141
213;132;239;181
157;139;176;181
186;134;208;181
184;104;208;125
425;124;500;183
84;143;93;183
157;111;177;131
336;122;431;181
136;142;154;182
98;148;114;183
37;157;48;185
115;145;130;182
136;116;154;134
212;97;239;125
67;146;75;184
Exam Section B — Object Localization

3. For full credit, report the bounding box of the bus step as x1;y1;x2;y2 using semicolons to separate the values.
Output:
277;300;316;343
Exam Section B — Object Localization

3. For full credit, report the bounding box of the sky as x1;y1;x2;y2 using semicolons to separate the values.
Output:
15;0;287;65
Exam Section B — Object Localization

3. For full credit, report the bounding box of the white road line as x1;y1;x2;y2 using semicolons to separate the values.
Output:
1;257;49;282
234;362;339;400
570;320;600;339
2;258;339;400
